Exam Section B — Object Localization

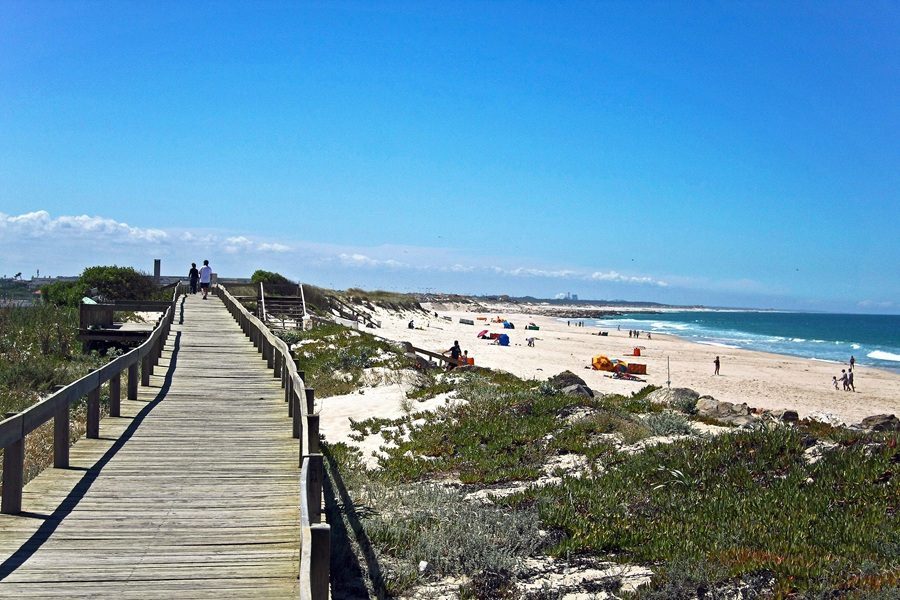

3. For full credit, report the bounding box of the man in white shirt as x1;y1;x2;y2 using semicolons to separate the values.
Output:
198;260;213;300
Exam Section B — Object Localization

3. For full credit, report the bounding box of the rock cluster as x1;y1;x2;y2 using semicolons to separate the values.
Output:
859;414;900;431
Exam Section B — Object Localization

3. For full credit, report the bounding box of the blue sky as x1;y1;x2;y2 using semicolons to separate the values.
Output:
1;1;898;312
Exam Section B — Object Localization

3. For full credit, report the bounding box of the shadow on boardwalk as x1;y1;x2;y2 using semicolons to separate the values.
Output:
0;332;182;581
324;447;386;600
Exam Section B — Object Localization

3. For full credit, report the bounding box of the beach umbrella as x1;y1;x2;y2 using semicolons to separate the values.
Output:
477;329;489;338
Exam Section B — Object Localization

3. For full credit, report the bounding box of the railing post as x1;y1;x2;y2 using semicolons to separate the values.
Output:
292;389;301;439
87;387;100;439
1;414;24;514
304;454;323;523
109;372;121;417
305;387;315;416
274;350;282;379
128;362;139;399
307;414;320;454
266;340;274;370
310;524;331;599
141;354;151;386
54;401;70;468
285;375;293;410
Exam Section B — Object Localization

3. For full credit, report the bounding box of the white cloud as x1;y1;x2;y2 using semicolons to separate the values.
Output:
222;236;291;253
257;242;291;253
498;267;579;279
857;300;894;309
1;210;167;243
588;270;668;287
338;253;407;269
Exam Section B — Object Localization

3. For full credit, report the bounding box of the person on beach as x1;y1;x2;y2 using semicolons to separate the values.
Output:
714;356;720;375
198;259;213;300
444;340;462;370
188;262;199;294
848;369;855;392
839;369;849;391
850;355;855;370
832;376;839;390
527;336;535;347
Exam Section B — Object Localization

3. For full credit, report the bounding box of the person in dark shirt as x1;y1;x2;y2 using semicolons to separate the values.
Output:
444;340;462;370
188;263;199;294
714;356;720;375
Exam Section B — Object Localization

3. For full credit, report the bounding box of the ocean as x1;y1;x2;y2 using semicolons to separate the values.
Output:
583;311;900;373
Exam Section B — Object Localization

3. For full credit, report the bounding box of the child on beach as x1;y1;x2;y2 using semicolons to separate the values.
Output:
832;376;839;390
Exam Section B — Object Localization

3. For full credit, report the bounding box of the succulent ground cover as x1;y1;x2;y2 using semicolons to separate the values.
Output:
290;323;899;598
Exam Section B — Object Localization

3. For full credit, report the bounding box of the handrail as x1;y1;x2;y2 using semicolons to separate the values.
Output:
215;284;330;600
1;282;185;514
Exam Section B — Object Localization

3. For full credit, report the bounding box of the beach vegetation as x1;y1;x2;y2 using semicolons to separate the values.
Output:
296;319;898;597
41;265;163;306
79;265;162;302
274;322;403;397
250;269;292;285
641;410;697;436
0;303;112;489
522;425;898;596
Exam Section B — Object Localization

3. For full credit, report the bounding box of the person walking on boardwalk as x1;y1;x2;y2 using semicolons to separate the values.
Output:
714;356;720;375
198;259;213;300
188;262;200;294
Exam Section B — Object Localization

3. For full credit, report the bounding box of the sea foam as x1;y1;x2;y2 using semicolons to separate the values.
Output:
868;350;900;362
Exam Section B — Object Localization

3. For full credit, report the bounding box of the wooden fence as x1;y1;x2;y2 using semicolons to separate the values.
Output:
0;283;183;514
216;285;331;600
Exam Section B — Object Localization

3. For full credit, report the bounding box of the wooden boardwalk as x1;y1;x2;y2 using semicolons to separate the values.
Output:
0;294;300;597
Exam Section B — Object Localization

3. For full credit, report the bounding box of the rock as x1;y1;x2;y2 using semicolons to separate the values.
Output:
548;370;587;390
561;384;594;399
695;396;719;415
695;397;756;426
859;414;900;432
766;409;799;423
647;387;699;408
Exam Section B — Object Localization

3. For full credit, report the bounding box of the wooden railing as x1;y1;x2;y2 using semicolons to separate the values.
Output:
0;283;184;514
216;285;330;600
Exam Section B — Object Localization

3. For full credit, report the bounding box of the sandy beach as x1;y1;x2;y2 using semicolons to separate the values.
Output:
360;301;900;426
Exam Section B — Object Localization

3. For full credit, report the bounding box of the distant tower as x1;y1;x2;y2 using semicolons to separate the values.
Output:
153;259;161;284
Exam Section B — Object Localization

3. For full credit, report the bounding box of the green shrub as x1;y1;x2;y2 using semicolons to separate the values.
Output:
80;265;161;301
41;280;88;307
642;411;697;436
251;270;292;284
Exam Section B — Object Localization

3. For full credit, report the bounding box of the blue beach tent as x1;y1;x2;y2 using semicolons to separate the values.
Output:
498;334;510;346
503;321;514;329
